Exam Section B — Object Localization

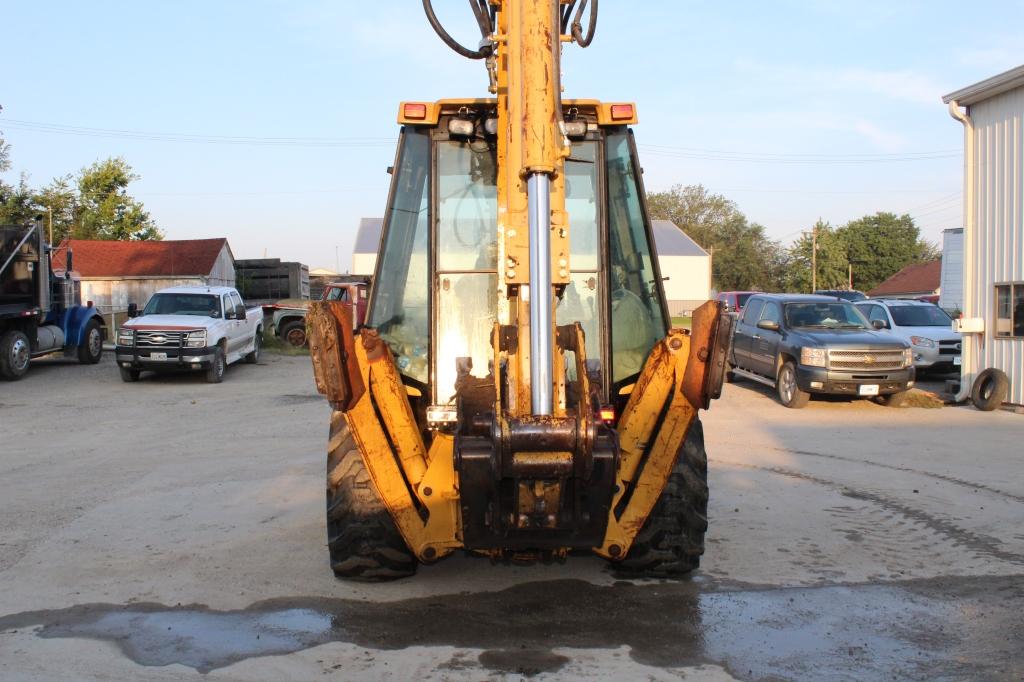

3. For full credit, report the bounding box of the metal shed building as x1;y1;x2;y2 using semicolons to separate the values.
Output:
943;65;1024;406
651;220;711;317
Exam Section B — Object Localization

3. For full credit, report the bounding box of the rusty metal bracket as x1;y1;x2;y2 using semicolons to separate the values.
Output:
308;301;365;412
682;300;734;410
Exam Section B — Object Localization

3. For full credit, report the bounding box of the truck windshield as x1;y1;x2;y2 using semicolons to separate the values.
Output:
143;293;220;317
889;305;951;327
785;302;867;329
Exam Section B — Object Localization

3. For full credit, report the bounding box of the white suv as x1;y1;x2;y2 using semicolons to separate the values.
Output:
855;299;961;373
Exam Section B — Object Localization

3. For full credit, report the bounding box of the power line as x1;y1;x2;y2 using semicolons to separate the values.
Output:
1;119;395;148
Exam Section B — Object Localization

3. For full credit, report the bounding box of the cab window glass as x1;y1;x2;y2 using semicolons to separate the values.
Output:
760;301;781;325
367;127;431;383
606;130;666;382
741;299;764;325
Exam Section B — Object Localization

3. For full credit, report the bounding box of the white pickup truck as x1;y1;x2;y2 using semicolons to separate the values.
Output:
115;285;263;383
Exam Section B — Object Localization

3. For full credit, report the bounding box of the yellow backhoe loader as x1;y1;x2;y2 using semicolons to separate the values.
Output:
308;0;733;580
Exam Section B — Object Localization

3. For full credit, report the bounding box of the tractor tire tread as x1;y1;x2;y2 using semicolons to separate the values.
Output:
614;418;709;578
326;412;416;581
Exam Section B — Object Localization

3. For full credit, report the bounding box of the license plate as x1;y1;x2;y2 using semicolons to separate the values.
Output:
953;356;961;366
150;352;167;361
859;384;879;396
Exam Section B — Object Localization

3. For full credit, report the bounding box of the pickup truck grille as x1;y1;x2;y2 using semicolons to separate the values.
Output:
828;349;905;371
135;330;186;347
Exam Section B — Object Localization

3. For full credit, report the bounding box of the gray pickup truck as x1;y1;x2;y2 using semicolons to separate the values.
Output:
728;294;915;408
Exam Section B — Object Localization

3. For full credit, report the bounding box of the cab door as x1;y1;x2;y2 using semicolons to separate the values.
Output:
750;300;783;377
731;297;764;370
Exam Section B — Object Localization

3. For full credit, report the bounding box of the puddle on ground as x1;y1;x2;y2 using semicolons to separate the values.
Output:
1;575;1022;678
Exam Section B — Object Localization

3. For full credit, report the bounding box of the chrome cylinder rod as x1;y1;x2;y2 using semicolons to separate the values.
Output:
527;172;553;416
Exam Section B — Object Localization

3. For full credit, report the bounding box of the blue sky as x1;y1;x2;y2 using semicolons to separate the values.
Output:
2;1;1022;270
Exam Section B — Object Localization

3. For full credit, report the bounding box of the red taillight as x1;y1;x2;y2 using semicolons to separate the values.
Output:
599;406;615;422
610;104;634;120
403;103;427;120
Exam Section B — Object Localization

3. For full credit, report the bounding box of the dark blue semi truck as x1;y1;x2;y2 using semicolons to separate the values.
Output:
0;220;106;380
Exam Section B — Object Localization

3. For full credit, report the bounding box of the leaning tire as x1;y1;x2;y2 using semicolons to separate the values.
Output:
77;319;104;364
245;331;262;364
0;330;31;380
280;321;307;348
205;346;225;383
614;417;709;578
326;411;417;581
971;368;1009;412
777;360;810;409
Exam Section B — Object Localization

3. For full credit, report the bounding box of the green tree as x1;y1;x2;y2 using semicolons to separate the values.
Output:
34;175;77;243
0;135;37;225
837;212;937;291
75;158;162;240
787;220;851;292
647;184;786;291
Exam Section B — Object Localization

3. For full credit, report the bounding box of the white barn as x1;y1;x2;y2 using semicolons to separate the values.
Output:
651;220;711;317
352;217;383;276
943;65;1024;407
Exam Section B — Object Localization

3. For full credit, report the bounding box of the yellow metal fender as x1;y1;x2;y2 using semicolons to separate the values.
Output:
308;303;461;562
597;330;698;560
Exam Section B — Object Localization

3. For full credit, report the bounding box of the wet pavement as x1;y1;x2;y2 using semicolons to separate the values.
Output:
1;575;1022;678
2;355;1023;680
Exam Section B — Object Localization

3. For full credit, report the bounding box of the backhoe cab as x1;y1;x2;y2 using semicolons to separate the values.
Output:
308;1;731;580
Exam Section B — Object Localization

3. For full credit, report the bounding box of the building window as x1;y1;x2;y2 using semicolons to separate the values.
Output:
995;283;1024;338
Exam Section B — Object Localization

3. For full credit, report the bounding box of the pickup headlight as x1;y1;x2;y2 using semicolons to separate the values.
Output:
800;347;826;368
117;328;134;345
903;348;914;367
185;330;207;348
909;336;936;348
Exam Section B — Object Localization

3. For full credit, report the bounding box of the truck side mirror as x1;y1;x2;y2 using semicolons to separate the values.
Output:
871;319;887;330
127;303;138;318
234;303;246;320
756;319;780;332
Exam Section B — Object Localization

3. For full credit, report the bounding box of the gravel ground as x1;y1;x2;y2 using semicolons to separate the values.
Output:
1;352;1022;680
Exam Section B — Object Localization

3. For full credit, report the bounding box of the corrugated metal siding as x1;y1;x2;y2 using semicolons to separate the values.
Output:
966;85;1024;405
659;254;711;302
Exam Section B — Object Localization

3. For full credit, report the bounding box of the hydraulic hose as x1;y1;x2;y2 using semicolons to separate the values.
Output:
571;0;597;47
423;0;492;60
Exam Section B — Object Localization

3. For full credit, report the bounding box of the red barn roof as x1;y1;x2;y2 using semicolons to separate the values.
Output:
867;259;941;297
52;238;230;278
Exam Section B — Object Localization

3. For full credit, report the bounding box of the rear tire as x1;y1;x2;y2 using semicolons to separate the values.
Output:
777;360;810;409
614;417;709;578
0;330;31;380
326;411;417;581
77;319;103;364
205;346;225;383
280;321;307;348
119;367;140;382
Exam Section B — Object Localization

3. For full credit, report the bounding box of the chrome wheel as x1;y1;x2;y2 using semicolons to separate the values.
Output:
779;366;794;403
11;336;29;373
88;327;102;357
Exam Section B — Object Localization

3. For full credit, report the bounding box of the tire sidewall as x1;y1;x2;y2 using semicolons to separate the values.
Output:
84;321;103;363
207;347;225;383
972;368;1009;411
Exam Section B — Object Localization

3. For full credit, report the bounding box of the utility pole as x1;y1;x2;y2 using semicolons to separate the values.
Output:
848;263;853;290
811;222;817;292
